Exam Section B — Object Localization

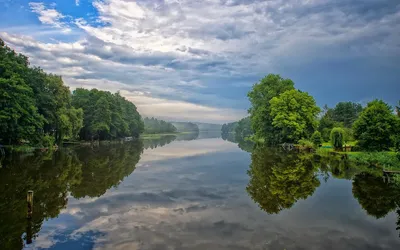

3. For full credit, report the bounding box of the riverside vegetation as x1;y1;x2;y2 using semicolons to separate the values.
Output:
0;39;199;150
222;74;400;170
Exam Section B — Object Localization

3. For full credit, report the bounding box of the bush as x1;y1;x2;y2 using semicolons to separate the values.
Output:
311;131;322;147
42;134;55;149
298;139;314;151
321;128;331;142
330;127;345;150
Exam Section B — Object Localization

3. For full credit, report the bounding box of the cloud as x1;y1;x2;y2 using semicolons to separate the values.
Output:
29;2;71;33
75;0;80;6
2;0;400;121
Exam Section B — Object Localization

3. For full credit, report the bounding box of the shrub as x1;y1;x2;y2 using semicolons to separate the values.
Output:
42;134;55;149
321;128;331;142
311;131;322;147
298;139;314;151
330;127;345;150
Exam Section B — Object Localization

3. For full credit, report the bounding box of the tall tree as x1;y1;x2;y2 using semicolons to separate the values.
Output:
331;102;363;128
269;90;320;143
247;74;295;145
353;100;399;151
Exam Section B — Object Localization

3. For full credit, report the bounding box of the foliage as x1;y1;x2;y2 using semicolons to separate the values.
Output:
42;134;55;148
221;121;238;135
330;127;345;150
247;74;295;145
331;102;363;128
270;90;320;143
144;117;177;134
353;100;399;151
72;89;144;140
311;131;322;147
298;139;314;150
0;39;86;145
170;122;199;132
348;152;400;170
234;117;253;138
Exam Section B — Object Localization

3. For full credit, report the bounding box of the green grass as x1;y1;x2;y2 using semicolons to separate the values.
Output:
346;152;400;171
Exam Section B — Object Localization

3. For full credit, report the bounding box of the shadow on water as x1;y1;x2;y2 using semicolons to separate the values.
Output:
0;136;177;250
245;144;400;237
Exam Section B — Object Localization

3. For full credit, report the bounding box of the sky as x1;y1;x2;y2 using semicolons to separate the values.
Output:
0;0;399;123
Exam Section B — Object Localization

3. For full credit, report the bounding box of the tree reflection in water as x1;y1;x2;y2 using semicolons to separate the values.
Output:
0;137;177;250
246;145;320;214
245;144;400;237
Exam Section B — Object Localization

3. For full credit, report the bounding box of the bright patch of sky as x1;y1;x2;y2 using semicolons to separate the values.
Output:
0;0;399;123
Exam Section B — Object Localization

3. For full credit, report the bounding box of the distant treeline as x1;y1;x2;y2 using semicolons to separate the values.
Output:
171;122;199;132
221;117;252;138
0;38;143;146
144;117;176;134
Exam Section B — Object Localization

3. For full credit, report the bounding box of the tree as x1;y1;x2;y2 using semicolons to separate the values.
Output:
311;131;322;147
247;74;295;145
331;102;363;128
269;90;320;143
353;100;399;151
234;117;252;139
144;117;177;134
0;77;44;144
330;127;345;150
72;88;144;140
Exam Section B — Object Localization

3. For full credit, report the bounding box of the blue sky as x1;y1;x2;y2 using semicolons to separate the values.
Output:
1;0;399;123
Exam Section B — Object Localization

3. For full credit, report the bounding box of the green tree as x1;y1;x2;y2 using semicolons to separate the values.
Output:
72;88;144;140
0;77;44;144
234;117;252;139
353;100;399;151
331;102;363;128
247;74;295;145
311;131;322;147
269;90;320;143
144;117;177;134
330;127;345;150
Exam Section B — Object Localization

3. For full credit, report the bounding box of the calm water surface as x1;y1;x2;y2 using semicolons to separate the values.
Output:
1;132;399;249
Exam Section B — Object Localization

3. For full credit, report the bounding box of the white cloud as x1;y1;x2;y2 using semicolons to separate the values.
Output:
29;2;71;33
3;0;400;122
75;0;80;6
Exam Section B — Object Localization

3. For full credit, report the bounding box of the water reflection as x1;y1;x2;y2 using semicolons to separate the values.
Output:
1;137;400;249
245;144;400;239
0;141;143;249
246;146;320;213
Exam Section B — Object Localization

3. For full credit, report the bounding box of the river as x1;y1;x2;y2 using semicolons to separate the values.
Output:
1;132;399;249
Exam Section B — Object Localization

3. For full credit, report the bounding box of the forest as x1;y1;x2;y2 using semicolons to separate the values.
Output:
0;39;144;147
143;117;177;134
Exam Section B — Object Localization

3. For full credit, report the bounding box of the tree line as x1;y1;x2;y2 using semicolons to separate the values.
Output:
227;73;399;152
0;39;144;147
144;117;177;134
221;117;252;138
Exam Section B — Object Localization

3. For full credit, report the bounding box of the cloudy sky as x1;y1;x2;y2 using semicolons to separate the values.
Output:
1;0;399;123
